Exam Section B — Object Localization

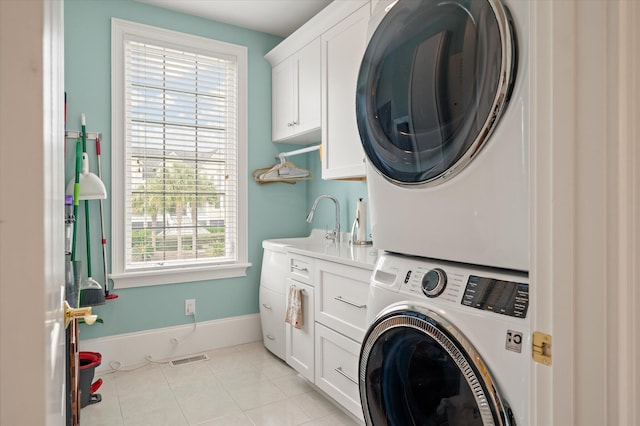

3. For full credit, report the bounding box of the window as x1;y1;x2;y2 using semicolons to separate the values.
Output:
111;19;249;288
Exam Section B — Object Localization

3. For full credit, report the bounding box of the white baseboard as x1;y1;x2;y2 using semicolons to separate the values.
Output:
79;314;262;373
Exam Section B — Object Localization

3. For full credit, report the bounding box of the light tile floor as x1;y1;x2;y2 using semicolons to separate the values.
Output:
81;342;363;426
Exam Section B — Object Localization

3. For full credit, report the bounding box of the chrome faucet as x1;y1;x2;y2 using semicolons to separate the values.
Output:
306;195;340;243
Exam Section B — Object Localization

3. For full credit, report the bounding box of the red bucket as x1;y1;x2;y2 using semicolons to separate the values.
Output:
79;351;102;407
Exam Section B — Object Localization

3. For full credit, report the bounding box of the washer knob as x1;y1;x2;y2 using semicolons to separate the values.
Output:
421;268;447;298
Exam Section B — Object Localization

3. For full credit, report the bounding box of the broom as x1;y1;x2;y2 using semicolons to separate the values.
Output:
78;114;105;307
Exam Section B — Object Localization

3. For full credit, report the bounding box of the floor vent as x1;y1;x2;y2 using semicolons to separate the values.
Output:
169;353;209;367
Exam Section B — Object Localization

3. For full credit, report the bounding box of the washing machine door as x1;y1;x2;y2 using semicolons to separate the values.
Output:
356;0;516;186
359;304;514;426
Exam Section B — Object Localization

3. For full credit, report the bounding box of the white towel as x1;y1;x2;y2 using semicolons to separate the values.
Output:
285;285;303;329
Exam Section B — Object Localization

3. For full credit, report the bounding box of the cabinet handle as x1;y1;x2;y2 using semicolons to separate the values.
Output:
335;366;358;384
334;295;366;309
262;303;272;310
287;122;293;127
265;334;276;341
291;265;309;273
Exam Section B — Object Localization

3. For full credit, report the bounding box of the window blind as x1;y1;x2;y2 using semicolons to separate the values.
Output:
123;40;239;270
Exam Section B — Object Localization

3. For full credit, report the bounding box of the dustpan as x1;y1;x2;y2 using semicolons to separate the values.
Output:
65;152;107;199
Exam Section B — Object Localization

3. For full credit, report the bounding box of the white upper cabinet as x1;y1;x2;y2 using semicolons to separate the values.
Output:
265;0;370;175
321;3;370;179
271;38;321;144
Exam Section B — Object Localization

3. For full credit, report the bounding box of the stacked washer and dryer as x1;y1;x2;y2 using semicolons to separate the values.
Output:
356;0;531;425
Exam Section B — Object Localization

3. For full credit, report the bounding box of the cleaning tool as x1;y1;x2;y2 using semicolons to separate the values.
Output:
95;136;117;300
79;114;105;307
65;114;107;305
78;351;103;407
70;143;83;309
70;138;82;262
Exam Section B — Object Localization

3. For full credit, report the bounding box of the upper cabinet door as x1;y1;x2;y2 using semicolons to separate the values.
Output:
271;38;321;144
321;4;370;180
272;58;295;141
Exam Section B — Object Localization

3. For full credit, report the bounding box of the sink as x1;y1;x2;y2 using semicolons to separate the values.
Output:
262;229;335;250
263;229;378;267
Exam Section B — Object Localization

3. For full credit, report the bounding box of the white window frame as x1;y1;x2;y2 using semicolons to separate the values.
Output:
110;18;250;288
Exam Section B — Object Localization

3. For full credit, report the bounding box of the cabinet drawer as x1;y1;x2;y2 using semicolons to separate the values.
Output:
315;260;370;342
259;286;285;360
314;323;363;421
289;254;314;284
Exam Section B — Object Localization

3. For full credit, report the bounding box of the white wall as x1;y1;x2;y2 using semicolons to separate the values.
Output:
0;0;65;424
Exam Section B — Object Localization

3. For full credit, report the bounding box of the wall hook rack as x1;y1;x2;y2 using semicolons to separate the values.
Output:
65;130;102;140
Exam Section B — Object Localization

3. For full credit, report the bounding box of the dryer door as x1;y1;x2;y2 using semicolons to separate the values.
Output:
356;0;516;186
359;305;514;426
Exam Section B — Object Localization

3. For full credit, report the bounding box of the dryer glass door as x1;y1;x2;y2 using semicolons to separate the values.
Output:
356;0;516;186
360;309;512;426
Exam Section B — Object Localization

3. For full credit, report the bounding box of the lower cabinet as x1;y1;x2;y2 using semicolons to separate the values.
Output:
315;323;364;421
282;255;370;421
259;286;286;360
285;279;315;382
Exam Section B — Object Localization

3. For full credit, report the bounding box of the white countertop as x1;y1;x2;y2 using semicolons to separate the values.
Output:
263;229;379;270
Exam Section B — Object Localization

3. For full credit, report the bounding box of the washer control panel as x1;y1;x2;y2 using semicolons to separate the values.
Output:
373;252;529;318
395;261;465;304
421;268;447;297
462;275;529;318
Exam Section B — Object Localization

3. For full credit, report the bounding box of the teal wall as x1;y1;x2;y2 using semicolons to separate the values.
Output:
305;156;370;239
65;0;370;340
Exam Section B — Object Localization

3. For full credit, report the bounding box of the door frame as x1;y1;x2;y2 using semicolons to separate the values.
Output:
530;1;639;424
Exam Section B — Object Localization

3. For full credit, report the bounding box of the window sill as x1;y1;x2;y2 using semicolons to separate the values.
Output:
110;262;252;289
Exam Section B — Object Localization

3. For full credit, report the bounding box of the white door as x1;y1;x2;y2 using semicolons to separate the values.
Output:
0;0;66;424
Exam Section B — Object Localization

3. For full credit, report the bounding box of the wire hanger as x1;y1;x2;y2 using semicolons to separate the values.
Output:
253;145;320;184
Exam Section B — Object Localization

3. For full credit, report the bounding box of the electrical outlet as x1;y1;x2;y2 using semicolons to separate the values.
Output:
185;299;195;316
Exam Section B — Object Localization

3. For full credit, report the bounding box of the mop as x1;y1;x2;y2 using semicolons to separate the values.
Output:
78;114;105;307
95;135;117;300
70;138;82;262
